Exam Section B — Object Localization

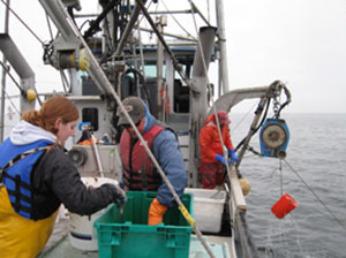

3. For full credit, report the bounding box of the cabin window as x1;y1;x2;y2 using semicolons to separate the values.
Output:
82;108;99;131
143;64;166;78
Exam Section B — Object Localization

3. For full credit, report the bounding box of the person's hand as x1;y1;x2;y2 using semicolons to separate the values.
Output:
228;149;239;163
114;188;127;208
148;198;168;225
215;154;227;165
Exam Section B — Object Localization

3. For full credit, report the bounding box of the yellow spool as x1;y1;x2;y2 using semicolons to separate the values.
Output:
79;49;90;71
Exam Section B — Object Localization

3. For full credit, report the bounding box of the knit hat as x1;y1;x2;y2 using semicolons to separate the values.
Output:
117;96;145;126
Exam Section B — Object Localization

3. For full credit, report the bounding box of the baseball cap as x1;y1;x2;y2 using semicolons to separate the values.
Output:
117;96;145;126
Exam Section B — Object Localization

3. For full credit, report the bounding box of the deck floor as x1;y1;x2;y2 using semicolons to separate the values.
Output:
40;218;234;258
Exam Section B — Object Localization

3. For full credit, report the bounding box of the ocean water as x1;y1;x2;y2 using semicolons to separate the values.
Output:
231;113;346;258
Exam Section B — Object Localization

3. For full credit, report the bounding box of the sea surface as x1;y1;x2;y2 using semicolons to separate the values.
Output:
231;113;346;258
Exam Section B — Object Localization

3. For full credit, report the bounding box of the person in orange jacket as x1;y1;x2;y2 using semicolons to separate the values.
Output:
198;111;239;189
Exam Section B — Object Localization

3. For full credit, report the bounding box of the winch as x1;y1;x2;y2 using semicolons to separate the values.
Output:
260;118;290;159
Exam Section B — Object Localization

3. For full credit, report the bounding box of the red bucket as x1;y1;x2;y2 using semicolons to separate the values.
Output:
271;193;298;219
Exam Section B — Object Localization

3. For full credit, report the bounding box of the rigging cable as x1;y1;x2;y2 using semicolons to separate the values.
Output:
232;101;258;132
279;159;283;196
287;214;308;256
283;159;346;231
160;0;196;40
269;165;309;257
0;0;45;46
187;0;212;27
0;63;21;114
135;0;190;87
45;12;54;41
235;96;271;151
3;90;20;115
136;0;153;27
0;60;25;95
0;61;42;106
59;70;70;94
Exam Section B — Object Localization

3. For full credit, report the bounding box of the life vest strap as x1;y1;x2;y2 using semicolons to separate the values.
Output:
2;146;51;171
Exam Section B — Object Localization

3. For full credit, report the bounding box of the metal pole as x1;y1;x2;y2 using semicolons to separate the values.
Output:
215;0;230;94
114;4;141;57
156;16;165;120
0;0;10;142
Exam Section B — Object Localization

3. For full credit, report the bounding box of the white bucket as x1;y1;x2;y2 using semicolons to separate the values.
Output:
68;177;119;251
185;188;226;233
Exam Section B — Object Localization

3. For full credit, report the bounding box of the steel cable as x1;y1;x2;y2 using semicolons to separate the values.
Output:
284;159;346;231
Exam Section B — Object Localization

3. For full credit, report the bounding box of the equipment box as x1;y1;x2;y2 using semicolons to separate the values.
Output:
185;188;226;233
94;191;192;258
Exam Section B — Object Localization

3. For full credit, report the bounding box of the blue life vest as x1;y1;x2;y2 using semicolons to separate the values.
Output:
0;139;53;219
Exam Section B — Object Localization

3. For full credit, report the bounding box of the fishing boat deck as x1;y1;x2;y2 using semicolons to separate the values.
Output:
39;218;233;258
40;235;232;258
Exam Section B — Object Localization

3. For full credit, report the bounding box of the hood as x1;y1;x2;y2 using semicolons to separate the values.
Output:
204;112;230;126
10;120;56;145
143;104;156;133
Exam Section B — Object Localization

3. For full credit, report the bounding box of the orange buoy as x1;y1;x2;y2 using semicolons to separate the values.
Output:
271;193;298;219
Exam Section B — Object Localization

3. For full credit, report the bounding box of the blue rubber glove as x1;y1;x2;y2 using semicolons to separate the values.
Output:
228;149;239;163
215;154;227;165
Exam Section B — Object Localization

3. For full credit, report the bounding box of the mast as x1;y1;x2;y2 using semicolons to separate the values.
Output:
215;0;230;94
156;16;166;120
189;26;217;187
0;0;10;141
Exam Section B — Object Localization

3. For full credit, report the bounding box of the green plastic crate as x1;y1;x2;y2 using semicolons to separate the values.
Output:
94;191;193;258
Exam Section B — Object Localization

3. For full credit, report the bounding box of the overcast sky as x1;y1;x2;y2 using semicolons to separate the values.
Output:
1;0;346;113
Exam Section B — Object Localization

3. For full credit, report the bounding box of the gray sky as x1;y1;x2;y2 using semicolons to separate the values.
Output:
1;0;346;113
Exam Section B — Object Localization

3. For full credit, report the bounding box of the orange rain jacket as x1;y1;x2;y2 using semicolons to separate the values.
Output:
199;113;234;163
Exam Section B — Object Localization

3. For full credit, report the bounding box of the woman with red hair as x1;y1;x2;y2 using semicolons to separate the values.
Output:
0;96;125;258
198;111;238;189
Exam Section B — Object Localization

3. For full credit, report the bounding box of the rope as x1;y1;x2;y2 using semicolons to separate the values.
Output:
160;0;196;40
0;0;45;45
136;0;153;27
283;159;346;231
286;214;306;256
45;12;54;41
59;70;70;94
279;159;283;196
232;101;258;131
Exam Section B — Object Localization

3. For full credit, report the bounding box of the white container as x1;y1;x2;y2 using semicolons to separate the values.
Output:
68;177;119;251
185;188;226;233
